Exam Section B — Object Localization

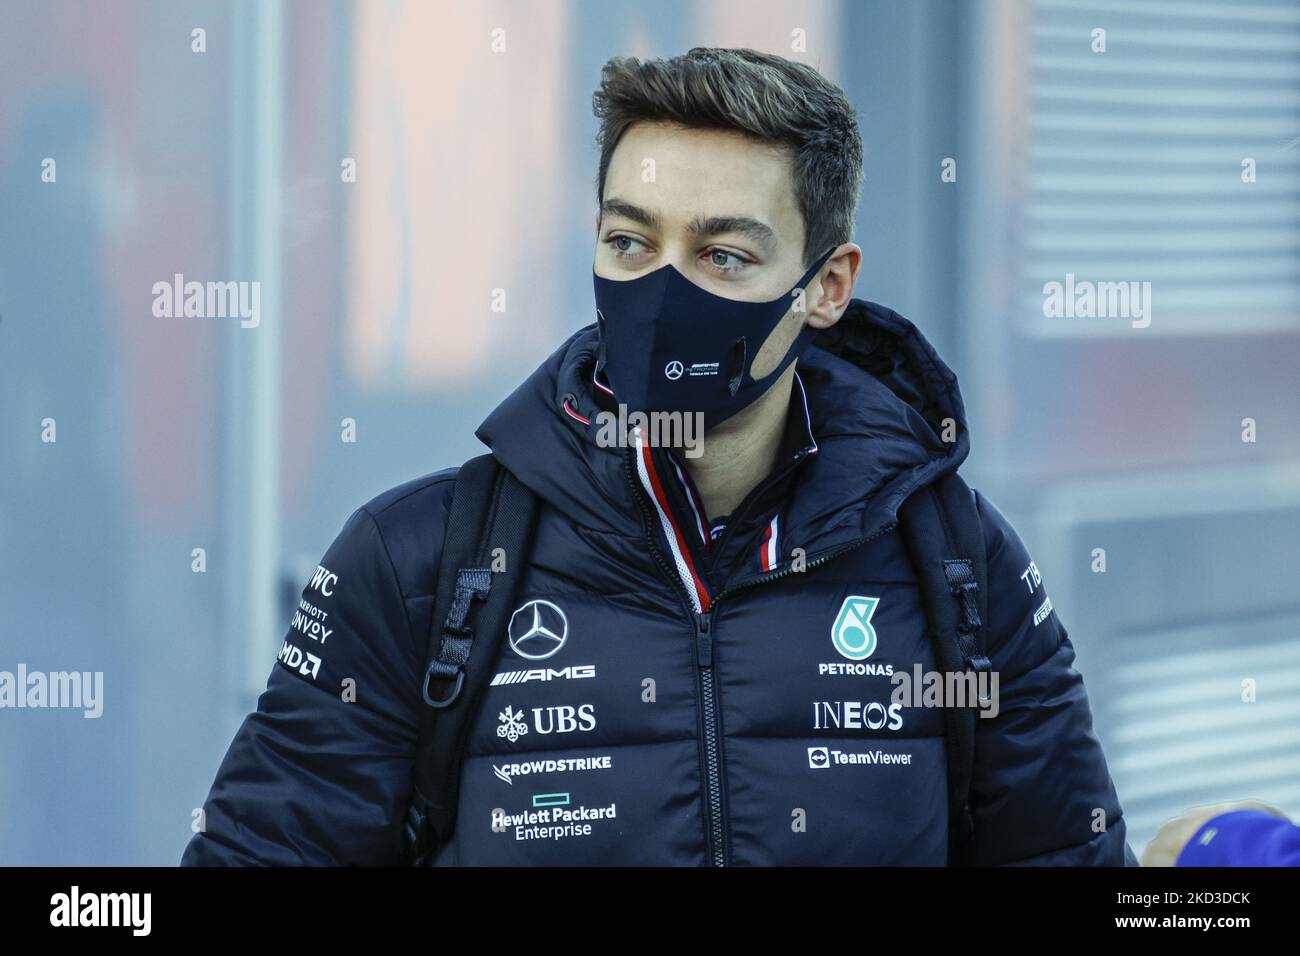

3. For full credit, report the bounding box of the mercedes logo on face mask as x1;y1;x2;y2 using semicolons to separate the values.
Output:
507;600;569;660
664;360;684;380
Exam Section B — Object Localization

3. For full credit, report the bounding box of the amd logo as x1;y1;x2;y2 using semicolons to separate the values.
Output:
278;640;321;680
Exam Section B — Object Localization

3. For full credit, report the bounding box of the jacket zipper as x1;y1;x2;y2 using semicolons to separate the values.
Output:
625;444;900;866
693;609;726;866
624;447;730;865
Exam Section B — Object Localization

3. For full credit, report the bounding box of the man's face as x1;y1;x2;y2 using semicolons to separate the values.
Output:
595;121;834;378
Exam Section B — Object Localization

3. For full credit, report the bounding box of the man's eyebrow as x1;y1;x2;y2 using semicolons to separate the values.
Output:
600;198;660;230
687;214;777;252
600;200;779;253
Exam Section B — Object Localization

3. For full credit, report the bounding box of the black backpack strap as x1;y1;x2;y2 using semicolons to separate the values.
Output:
896;472;991;865
403;453;538;865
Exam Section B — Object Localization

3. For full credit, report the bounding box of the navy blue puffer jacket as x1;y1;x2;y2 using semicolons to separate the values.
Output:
182;301;1129;866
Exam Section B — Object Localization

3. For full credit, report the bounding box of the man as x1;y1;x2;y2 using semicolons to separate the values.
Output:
1143;801;1299;867
183;48;1129;866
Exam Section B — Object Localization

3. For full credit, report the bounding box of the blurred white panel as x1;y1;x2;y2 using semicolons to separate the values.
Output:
346;0;572;389
1017;0;1300;338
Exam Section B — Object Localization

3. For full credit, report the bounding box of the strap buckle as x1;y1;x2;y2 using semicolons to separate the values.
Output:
953;580;982;635
420;568;493;710
422;662;466;708
404;788;451;865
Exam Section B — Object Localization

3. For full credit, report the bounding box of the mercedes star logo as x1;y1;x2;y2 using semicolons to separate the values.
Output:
664;360;684;380
507;599;569;660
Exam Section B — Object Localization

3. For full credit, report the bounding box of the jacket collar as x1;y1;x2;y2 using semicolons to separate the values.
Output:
476;300;969;573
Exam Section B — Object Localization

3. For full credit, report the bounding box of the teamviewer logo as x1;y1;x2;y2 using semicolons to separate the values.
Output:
807;746;830;769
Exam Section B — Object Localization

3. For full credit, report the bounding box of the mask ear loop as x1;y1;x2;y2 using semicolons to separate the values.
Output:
726;336;748;396
742;245;840;390
594;308;609;371
797;245;839;299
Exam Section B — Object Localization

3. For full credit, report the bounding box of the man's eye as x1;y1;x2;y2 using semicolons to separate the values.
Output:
706;248;749;272
607;235;646;256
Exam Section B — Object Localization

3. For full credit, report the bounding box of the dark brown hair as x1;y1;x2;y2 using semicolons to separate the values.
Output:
592;47;864;267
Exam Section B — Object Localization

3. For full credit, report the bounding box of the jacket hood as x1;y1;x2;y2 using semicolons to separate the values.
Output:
475;299;969;560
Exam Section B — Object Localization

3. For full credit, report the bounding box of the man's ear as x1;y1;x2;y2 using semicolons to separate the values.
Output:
807;243;862;329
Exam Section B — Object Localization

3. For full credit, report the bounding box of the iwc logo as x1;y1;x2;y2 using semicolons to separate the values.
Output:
508;599;569;661
831;596;880;661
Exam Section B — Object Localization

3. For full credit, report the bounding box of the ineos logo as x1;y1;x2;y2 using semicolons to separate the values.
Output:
507;600;569;660
664;360;684;380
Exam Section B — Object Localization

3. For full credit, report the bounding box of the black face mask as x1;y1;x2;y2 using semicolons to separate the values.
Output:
592;246;836;431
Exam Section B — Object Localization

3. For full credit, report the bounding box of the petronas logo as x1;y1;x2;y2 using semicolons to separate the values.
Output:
832;596;880;661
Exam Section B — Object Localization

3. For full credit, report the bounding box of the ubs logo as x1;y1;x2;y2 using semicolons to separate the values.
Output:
508;600;569;661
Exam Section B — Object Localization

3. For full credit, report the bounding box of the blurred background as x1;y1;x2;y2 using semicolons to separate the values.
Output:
1;0;1298;865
